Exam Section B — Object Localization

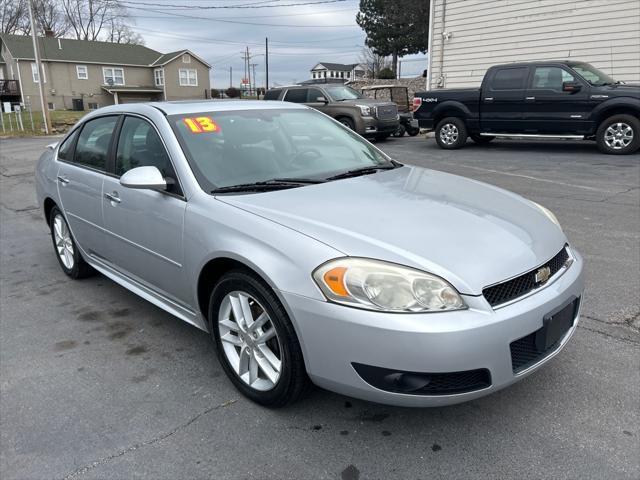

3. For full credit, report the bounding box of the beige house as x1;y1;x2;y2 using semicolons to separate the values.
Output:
426;0;640;89
0;34;211;111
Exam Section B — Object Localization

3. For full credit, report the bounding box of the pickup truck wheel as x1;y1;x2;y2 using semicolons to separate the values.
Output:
596;115;640;154
470;134;495;144
435;117;468;149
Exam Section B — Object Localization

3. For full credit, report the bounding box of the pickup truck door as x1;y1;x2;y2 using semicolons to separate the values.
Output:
480;66;529;133
522;66;593;134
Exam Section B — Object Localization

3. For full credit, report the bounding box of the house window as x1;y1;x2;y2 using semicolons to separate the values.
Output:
88;102;99;110
312;72;316;79
347;71;351;78
76;65;88;80
179;68;197;86
103;67;124;86
340;71;344;78
182;53;191;63
47;102;55;110
31;63;46;83
154;68;164;87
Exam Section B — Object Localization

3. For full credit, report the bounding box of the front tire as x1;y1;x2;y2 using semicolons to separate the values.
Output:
596;114;640;155
435;117;468;149
49;206;94;279
337;117;355;131
393;125;406;137
407;126;420;137
209;270;311;407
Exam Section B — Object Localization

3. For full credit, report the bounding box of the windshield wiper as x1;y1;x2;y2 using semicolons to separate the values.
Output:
325;163;400;181
211;178;324;194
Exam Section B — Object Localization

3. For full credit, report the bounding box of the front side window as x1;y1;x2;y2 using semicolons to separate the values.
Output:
531;67;576;91
179;68;197;86
283;89;308;103
76;65;88;80
306;88;324;102
58;129;80;161
31;63;46;83
115;116;179;186
492;67;528;90
324;85;363;101
103;67;124;85
170;108;392;191
74;116;118;171
154;68;164;86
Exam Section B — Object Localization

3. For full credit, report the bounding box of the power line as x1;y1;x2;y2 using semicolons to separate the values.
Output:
127;7;355;20
120;0;347;9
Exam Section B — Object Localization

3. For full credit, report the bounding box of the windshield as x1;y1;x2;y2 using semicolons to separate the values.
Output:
571;63;617;86
170;108;392;191
324;86;364;101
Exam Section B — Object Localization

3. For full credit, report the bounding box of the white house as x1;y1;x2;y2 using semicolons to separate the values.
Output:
425;0;640;89
309;62;366;82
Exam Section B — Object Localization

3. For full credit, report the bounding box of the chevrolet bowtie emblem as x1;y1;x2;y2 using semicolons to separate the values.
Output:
535;266;551;284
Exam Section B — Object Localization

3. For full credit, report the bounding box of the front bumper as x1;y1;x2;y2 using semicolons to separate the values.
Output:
281;249;584;407
360;117;399;136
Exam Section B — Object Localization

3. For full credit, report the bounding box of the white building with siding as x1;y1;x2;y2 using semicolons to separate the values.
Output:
425;0;640;90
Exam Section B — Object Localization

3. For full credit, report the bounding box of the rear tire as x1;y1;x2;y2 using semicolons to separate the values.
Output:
470;134;495;144
49;206;95;279
435;117;468;149
209;270;311;407
596;114;640;155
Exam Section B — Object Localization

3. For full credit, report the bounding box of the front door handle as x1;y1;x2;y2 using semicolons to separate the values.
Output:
484;97;494;102
57;175;69;185
525;96;536;102
104;192;121;204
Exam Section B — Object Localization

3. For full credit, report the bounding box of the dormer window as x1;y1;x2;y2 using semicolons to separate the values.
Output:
182;53;191;64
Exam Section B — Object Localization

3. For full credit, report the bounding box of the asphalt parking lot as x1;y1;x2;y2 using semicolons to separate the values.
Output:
1;134;639;480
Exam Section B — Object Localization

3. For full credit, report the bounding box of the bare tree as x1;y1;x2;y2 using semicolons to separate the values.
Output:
33;0;69;37
359;46;392;79
0;0;29;34
106;5;144;45
61;0;119;41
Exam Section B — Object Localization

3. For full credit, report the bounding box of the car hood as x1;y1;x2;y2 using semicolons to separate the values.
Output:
219;166;567;295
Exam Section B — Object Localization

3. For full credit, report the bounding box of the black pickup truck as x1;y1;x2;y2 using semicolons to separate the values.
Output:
414;61;640;155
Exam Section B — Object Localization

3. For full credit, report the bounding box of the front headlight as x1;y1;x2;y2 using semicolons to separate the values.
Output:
313;258;466;313
533;202;561;228
356;104;372;116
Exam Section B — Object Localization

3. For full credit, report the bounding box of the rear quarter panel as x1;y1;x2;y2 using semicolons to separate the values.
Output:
35;145;60;220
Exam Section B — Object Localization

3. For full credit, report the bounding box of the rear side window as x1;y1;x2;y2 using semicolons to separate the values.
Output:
492;67;528;90
74;116;118;171
283;89;308;103
57;129;79;161
263;89;282;100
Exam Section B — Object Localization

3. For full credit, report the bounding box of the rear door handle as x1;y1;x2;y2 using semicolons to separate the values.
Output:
57;175;69;185
104;192;121;204
525;96;536;102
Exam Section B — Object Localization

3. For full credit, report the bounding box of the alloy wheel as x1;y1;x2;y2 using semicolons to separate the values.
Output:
604;122;634;150
218;291;282;391
53;213;74;270
440;123;459;145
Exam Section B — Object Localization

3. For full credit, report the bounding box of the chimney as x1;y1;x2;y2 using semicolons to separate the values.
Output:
57;38;62;50
44;29;55;37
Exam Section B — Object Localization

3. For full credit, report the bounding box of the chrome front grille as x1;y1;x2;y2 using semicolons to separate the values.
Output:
375;104;398;121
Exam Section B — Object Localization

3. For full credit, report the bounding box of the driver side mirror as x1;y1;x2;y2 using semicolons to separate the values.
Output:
120;166;167;191
562;81;582;93
315;96;328;104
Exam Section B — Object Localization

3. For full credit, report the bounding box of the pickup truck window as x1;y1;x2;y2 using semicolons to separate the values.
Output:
532;67;576;91
571;63;616;86
492;67;528;90
264;89;282;100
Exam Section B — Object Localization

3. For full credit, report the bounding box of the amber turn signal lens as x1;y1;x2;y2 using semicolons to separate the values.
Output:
323;267;349;297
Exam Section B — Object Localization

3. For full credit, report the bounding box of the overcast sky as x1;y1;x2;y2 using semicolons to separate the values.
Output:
122;0;428;88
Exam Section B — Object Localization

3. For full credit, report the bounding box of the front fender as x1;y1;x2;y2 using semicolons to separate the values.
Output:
589;97;640;123
433;100;473;121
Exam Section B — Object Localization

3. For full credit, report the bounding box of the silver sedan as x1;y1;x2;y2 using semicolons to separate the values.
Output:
35;101;584;407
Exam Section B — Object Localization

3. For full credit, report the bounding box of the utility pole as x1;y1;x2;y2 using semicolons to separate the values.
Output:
250;63;258;97
247;47;252;96
229;66;232;88
27;0;51;134
265;37;269;91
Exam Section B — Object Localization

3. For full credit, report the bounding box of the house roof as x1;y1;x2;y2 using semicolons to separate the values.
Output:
312;62;361;72
151;49;212;68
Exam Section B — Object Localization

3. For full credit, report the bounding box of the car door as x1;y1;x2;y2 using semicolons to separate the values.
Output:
481;66;529;132
522;65;591;134
101;114;189;304
56;115;119;260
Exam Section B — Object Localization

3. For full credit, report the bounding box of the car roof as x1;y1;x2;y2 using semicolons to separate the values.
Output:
90;100;307;116
488;60;587;68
